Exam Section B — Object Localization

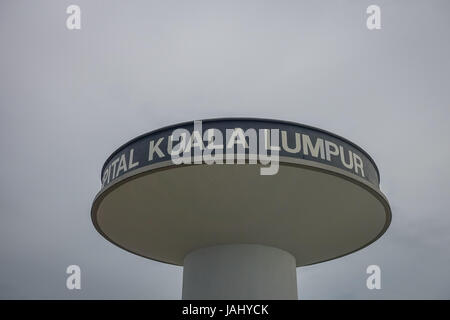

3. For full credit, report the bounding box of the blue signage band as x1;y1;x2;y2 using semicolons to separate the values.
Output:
99;118;381;189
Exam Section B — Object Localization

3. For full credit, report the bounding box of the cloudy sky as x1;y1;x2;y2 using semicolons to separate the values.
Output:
1;0;449;299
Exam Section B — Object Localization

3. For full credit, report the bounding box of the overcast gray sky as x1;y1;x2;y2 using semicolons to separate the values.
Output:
1;0;449;299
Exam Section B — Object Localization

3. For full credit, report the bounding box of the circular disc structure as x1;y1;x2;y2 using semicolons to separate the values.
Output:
91;118;391;267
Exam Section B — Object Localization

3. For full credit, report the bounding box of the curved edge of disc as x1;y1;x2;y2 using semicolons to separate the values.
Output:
91;159;392;267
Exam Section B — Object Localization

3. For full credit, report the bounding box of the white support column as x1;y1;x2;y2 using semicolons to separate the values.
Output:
182;244;298;300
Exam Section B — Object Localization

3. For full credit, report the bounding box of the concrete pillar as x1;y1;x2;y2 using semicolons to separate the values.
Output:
182;244;298;300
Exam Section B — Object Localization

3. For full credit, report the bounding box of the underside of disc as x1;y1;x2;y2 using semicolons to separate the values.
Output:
92;162;390;266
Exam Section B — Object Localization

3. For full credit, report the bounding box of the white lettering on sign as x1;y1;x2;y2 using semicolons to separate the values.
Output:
165;126;363;178
101;122;368;187
102;148;139;187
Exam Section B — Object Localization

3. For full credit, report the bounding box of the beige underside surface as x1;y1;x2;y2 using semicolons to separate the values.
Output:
92;163;390;266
